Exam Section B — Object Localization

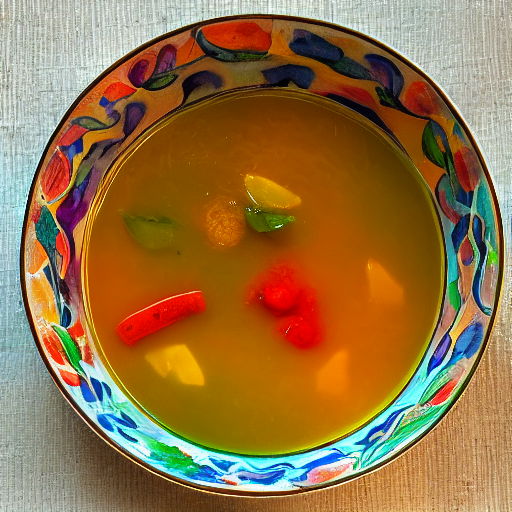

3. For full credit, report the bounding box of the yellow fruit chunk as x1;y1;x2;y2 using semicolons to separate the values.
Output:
317;350;348;396
244;174;302;210
145;344;205;386
366;259;404;306
204;196;245;248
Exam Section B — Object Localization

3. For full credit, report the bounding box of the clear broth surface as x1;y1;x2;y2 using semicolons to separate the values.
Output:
85;89;444;455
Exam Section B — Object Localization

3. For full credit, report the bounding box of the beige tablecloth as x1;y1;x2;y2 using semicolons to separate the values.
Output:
1;1;511;510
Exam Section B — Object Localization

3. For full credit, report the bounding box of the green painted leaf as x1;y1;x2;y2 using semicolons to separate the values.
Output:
141;436;203;475
143;71;178;91
363;406;442;466
245;207;295;233
196;30;268;62
487;245;498;265
75;160;93;187
123;214;177;250
52;324;83;375
448;279;461;310
422;120;447;169
419;366;452;405
35;206;59;253
375;86;401;108
331;57;372;80
72;116;109;130
476;182;497;249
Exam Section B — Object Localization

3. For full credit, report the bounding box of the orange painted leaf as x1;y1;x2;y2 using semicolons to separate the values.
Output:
41;149;71;201
403;81;438;116
59;369;81;386
42;329;65;365
102;81;136;102
55;231;70;277
57;124;88;146
201;21;271;52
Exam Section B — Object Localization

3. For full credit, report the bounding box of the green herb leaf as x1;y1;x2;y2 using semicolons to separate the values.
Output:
244;207;295;233
52;324;83;376
123;214;177;250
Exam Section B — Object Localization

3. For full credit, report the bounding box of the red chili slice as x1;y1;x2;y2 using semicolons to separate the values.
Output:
116;291;206;345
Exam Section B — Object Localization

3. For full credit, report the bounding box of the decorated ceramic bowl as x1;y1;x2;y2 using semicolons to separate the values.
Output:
21;15;503;496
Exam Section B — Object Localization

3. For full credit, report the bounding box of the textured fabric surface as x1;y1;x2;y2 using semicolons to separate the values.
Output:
1;1;511;511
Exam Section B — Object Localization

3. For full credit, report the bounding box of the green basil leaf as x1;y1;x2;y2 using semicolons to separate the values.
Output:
123;214;177;250
245;207;295;233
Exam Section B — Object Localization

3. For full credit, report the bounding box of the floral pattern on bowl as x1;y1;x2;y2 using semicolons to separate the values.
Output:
21;15;503;495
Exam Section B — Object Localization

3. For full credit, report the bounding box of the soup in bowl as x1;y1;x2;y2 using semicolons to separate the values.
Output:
21;15;503;495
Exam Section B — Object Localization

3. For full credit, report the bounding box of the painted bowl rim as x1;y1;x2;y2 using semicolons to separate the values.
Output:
20;13;505;497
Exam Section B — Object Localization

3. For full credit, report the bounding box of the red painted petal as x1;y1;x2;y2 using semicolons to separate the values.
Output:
201;21;271;52
67;321;85;339
460;237;474;266
454;147;480;192
55;231;70;277
57;124;88;146
102;81;137;102
42;329;65;365
402;81;438;116
438;189;461;224
41;149;71;201
430;379;458;405
59;369;81;386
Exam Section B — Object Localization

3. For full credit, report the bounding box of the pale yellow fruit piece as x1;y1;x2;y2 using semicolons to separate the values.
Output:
366;259;404;306
317;350;348;396
204;196;245;248
145;344;205;386
244;174;302;210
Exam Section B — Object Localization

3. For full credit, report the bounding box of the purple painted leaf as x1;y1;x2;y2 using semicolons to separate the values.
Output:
365;54;404;96
182;71;222;102
262;64;315;88
128;59;150;87
289;29;343;62
123;102;146;137
428;332;451;373
154;44;177;74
